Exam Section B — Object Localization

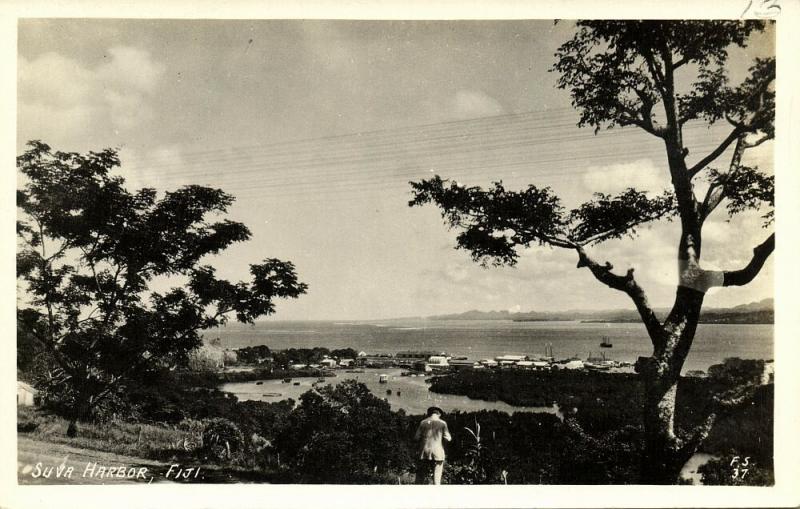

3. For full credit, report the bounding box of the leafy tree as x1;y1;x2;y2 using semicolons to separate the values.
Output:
274;381;412;483
16;141;307;435
410;21;774;483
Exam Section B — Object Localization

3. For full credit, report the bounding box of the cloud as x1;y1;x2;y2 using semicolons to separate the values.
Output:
18;46;165;145
581;158;669;196
450;90;505;120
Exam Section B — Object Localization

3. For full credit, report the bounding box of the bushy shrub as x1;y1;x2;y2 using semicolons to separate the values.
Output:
201;418;245;462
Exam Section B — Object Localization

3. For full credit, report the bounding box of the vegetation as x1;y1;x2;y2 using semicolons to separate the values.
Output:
274;380;413;483
409;21;774;483
16;141;307;436
19;356;771;484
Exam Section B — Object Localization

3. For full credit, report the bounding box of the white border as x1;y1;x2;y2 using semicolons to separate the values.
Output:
1;1;798;508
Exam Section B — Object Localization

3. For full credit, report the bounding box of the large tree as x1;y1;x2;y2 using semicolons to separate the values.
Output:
17;141;308;435
409;21;774;483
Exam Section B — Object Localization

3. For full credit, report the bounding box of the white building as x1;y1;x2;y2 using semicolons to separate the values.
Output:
320;358;338;368
427;356;449;366
17;381;37;406
495;355;526;363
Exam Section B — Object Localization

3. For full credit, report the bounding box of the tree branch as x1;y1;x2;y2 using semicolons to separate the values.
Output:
699;136;746;221
722;233;775;287
688;126;745;179
575;247;663;345
742;134;772;149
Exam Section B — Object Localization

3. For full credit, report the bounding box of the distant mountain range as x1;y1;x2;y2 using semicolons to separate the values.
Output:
428;298;773;324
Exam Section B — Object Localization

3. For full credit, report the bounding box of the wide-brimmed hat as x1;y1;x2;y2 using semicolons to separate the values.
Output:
426;406;444;416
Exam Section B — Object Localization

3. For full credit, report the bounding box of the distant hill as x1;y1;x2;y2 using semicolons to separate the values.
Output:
429;298;773;324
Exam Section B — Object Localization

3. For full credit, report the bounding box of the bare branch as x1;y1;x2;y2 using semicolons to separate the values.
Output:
700;136;746;220
742;134;772;149
722;233;775;287
575;247;663;345
688;126;744;179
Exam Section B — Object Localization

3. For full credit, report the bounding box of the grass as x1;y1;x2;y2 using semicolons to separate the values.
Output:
17;406;200;462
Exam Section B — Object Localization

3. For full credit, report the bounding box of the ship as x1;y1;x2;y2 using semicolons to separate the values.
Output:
600;336;613;348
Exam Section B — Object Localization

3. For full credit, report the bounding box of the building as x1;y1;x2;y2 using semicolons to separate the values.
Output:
761;360;775;385
426;355;450;372
338;358;355;367
448;359;478;371
320;358;338;368
17;381;38;406
495;355;527;363
395;350;444;367
479;359;498;368
514;360;535;369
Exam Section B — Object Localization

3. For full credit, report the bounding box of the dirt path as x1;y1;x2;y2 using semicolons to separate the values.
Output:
17;436;179;485
17;435;275;484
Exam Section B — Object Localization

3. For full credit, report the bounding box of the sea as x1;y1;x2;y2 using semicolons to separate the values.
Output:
215;319;773;415
214;319;773;373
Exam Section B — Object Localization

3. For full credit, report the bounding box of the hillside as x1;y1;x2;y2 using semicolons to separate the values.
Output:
428;299;773;324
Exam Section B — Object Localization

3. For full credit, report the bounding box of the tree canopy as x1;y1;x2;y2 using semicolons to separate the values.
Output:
17;141;307;427
410;20;775;483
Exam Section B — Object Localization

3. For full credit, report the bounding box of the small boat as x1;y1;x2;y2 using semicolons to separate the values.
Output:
293;382;301;386
282;378;292;383
386;389;392;395
585;352;614;370
600;336;613;348
379;374;389;384
255;381;264;385
262;392;282;397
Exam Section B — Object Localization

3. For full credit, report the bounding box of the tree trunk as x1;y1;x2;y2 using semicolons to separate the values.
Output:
641;374;685;483
66;395;92;438
639;287;705;484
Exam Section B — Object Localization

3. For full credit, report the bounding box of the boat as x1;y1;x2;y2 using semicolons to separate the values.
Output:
293;382;301;386
282;378;292;383
386;389;392;395
600;336;613;348
379;374;389;383
585;352;614;370
255;381;263;385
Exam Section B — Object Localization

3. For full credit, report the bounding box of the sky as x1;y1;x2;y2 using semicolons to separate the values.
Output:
17;19;775;320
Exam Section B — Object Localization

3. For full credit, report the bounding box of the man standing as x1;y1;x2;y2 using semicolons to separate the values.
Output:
414;406;452;484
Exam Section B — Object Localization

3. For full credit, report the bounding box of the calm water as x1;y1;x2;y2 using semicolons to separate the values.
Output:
213;319;773;373
221;367;562;416
216;320;771;414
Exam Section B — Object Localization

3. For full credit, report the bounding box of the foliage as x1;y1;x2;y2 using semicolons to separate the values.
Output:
698;455;774;486
410;20;775;483
274;380;413;483
201;417;245;462
16;141;307;429
233;345;273;365
409;177;567;266
552;21;772;133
